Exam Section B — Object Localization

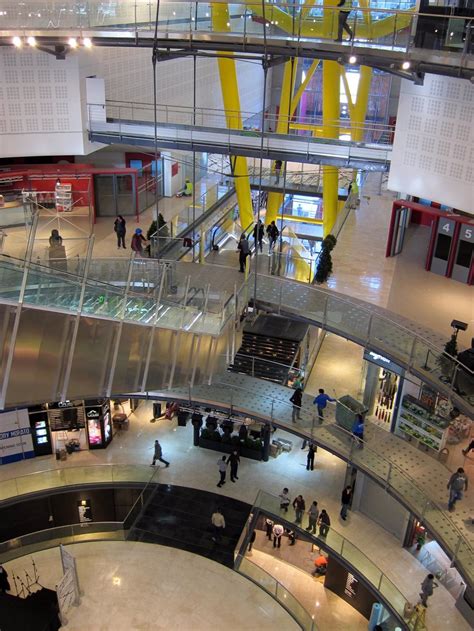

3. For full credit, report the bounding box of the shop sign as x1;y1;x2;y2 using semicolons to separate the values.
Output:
0;409;35;465
364;350;404;375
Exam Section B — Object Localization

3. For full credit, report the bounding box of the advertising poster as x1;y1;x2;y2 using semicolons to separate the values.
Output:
0;409;35;465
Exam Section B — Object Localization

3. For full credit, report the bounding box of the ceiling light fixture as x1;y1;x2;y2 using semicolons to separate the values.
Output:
27;36;36;47
349;55;357;64
82;37;92;48
402;61;411;70
68;37;78;48
12;36;22;47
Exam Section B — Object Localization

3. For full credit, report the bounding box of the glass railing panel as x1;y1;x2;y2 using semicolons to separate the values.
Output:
378;574;408;618
276;582;313;629
0;477;19;501
369;314;414;365
22;266;82;313
62;466;114;486
325;295;370;339
81;283;126;319
341;539;382;588
239;557;277;595
15;468;65;495
0;261;24;302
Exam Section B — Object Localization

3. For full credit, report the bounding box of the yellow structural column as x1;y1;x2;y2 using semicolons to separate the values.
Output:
211;4;253;229
266;59;296;224
350;65;373;143
322;60;341;237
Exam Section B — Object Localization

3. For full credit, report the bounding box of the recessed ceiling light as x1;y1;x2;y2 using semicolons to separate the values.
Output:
83;37;92;48
27;36;36;47
402;61;411;70
12;36;22;47
68;37;77;48
349;55;357;64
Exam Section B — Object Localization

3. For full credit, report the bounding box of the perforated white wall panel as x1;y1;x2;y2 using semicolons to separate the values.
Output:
0;49;86;158
388;75;474;214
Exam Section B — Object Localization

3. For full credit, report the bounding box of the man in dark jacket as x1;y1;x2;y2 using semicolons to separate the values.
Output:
253;220;264;252
306;444;316;471
292;495;306;524
289;387;302;422
318;509;331;537
266;221;279;251
340;485;352;520
227;450;240;483
447;467;468;511
238;233;250;273
151;439;170;467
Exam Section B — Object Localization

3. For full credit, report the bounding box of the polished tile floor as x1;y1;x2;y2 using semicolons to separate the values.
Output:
4;542;300;631
0;403;471;630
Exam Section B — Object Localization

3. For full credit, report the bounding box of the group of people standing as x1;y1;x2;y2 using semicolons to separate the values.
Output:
237;220;280;272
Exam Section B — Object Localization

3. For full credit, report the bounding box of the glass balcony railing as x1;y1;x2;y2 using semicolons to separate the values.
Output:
237;490;409;626
0;2;471;57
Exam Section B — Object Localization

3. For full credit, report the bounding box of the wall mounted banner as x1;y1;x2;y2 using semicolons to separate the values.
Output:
0;409;34;465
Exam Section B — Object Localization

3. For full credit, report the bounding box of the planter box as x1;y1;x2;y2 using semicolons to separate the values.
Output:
198;438;262;461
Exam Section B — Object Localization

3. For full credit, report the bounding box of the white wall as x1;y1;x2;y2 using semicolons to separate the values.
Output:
352;471;410;542
0;48;89;158
388;75;474;214
78;47;269;121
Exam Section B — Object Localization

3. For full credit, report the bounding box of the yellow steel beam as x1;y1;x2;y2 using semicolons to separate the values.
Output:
211;4;253;230
351;65;373;143
340;67;355;119
251;5;413;40
358;0;373;28
322;59;340;237
301;0;317;22
266;59;296;224
289;59;320;118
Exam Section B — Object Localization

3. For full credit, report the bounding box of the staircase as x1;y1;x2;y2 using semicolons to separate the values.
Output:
127;484;251;568
229;314;308;384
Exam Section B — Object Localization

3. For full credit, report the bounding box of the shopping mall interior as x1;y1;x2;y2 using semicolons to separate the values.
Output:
0;2;473;630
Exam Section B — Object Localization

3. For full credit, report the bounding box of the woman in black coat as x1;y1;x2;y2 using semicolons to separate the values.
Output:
290;387;302;422
114;215;127;249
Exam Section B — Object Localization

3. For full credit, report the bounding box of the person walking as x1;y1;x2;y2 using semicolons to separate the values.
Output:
306;444;316;471
266;221;279;252
340;485;352;521
274;159;283;184
447;467;468;512
352;414;365;448
419;574;438;607
306;500;319;534
131;228;147;255
114;215;126;249
292;495;306;525
253;219;264;252
318;509;331;538
247;530;256;552
211;507;226;543
272;523;284;548
151;439;170;467
335;0;354;43
289;387;302;422
279;487;291;513
227;450;240;483
237;232;250;273
313;388;336;423
216;455;228;487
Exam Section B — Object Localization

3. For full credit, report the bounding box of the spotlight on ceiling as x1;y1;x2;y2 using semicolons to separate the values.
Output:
68;37;78;48
27;36;36;47
12;36;22;47
83;37;92;48
348;55;357;64
402;61;411;70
